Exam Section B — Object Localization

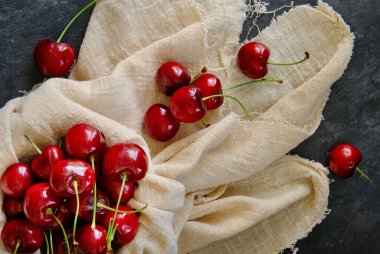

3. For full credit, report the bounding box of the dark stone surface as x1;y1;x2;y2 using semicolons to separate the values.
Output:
0;0;379;253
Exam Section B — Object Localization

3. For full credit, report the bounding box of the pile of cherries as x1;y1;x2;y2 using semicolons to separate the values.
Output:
143;41;309;142
0;123;148;254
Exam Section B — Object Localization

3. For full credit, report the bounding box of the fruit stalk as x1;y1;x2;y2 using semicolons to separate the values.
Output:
223;77;283;91
46;208;70;254
267;52;309;66
203;94;249;117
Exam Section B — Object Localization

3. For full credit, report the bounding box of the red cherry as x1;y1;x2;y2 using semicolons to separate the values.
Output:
52;199;73;231
98;176;135;204
23;183;62;228
50;159;95;198
1;219;44;253
101;205;139;246
102;143;148;182
143;104;180;142
328;144;364;178
169;85;207;123
65;123;107;162
68;189;110;222
31;145;66;180
52;228;74;254
0;162;34;198
192;73;224;110
34;39;76;77
156;61;191;96
75;224;107;254
237;41;270;79
3;197;24;220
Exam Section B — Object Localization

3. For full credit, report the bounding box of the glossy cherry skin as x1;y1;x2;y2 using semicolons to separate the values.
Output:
328;144;363;178
0;162;34;198
1;219;44;253
98;176;135;204
103;143;148;182
51;228;74;254
23;183;63;228
65;123;107;162
169;85;207;123
68;189;110;222
192;73;224;110
50;159;95;198
3;197;24;220
101;205;139;246
31;145;66;180
143;104;180;142
237;41;270;79
156;61;191;96
34;39;76;77
74;224;107;254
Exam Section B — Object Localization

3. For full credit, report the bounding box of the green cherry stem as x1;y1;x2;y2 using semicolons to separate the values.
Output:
356;167;372;182
201;119;210;128
223;77;283;91
46;208;70;254
203;94;249;117
57;0;99;43
43;231;50;254
12;240;20;254
267;52;309;66
190;66;208;84
90;155;97;229
97;202;148;214
72;180;80;246
24;135;42;154
50;230;54;254
58;138;63;149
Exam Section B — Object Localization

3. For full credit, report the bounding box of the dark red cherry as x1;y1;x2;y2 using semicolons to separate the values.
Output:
1;219;44;253
143;104;180;142
23;183;63;228
156;61;191;96
192;73;224;110
75;224;107;254
31;145;66;180
169;85;207;123
102;143;148;182
101;205;139;246
328;144;363;178
98;176;134;204
237;41;270;79
65;123;107;162
68;189;110;222
3;197;24;220
0;162;34;198
50;159;95;198
34;39;76;77
52;228;74;254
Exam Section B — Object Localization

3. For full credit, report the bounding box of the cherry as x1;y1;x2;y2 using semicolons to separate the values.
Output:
65;123;107;162
237;41;309;79
328;144;370;180
1;219;44;254
143;104;180;141
0;162;34;198
102;143;148;182
51;228;74;254
192;73;223;110
3;197;24;220
68;189;110;222
98;176;135;205
169;85;207;123
75;224;107;254
156;61;191;96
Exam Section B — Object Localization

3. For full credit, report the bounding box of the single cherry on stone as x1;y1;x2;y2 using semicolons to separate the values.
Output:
1;219;44;254
156;61;191;96
0;162;34;198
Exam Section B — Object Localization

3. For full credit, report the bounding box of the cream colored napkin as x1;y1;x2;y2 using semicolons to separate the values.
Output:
0;0;353;253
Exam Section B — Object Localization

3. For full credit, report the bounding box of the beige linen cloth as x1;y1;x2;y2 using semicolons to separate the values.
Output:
0;0;353;253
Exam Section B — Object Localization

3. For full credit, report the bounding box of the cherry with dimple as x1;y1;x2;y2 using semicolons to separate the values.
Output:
0;162;34;199
156;61;191;96
98;176;135;205
328;143;370;181
75;224;107;254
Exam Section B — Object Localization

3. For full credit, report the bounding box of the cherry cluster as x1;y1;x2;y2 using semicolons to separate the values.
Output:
0;123;148;254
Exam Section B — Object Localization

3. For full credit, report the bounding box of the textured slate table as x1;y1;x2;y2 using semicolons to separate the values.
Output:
0;0;379;253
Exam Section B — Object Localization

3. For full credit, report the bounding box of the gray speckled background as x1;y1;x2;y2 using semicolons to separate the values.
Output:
0;0;379;253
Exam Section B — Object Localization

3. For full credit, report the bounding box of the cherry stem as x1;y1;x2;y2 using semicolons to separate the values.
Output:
223;77;283;91
46;208;70;254
43;232;50;254
190;66;208;84
57;0;98;43
12;240;20;254
50;230;54;254
24;135;42;154
267;52;309;66
58;138;63;149
90;155;97;229
201;119;210;128
97;202;148;214
72;180;80;246
203;94;249;117
356;167;372;182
